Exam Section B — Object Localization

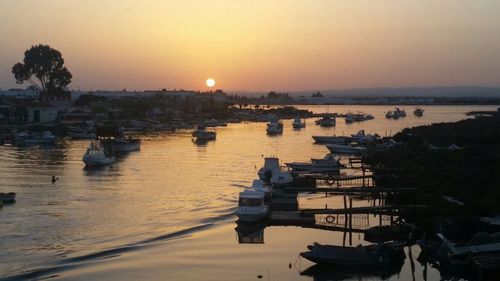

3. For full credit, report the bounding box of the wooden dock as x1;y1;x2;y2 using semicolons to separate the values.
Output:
299;205;426;216
283;186;417;194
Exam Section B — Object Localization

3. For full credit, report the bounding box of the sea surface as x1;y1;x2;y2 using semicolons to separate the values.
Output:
0;105;497;280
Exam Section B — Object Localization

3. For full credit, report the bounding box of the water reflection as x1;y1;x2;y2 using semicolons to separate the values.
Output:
301;262;404;281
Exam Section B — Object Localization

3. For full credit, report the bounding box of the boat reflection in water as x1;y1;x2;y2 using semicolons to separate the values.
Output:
235;222;266;244
300;262;404;281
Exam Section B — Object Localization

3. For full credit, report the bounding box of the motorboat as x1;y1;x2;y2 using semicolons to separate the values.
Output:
235;189;270;222
292;116;306;129
15;131;56;145
192;125;217;141
0;192;16;203
266;120;283;135
258;157;280;181
300;241;406;266
311;154;342;165
270;167;294;187
82;141;115;166
414;107;424;117
109;127;141;152
251;179;271;201
312;135;347;144
349;130;380;144
365;114;375;120
388;108;406;119
316;115;335;127
344;114;354;124
385;111;394;119
326;144;366;155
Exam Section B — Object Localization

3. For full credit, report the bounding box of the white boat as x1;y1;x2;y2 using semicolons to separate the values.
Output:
251;179;271;200
82;141;115;166
235;189;270;222
15;131;56;144
257;157;280;181
266;120;283;135
292;116;306;129
192;125;217;141
270;167;294;187
316;116;335;127
326;144;366;155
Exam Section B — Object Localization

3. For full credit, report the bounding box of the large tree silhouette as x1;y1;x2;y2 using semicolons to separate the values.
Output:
12;44;72;100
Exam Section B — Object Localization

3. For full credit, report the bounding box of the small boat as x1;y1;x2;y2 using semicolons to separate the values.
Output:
192;125;217;141
258;157;280;181
365;114;375;120
15;131;56;145
316;115;336;127
300;241;406;266
108;127;141;152
0;192;16;203
312;135;347;144
326;144;366;155
235;189;270;222
251;179;271;200
385;111;394;119
292;116;306;129
349;130;380;144
285;162;341;174
266;120;283;135
344;114;354;124
311;154;341;165
82;141;115;166
270;167;294;187
414;107;424;117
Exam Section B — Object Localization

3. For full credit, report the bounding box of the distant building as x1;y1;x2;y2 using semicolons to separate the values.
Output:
70;90;196;102
0;88;39;100
26;107;58;123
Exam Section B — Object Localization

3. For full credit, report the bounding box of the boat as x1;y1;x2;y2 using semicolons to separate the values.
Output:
0;192;16;203
311;154;342;165
235;189;270;222
258;157;280;181
344;114;354;124
266;120;283;135
285;162;341;174
192;125;217;141
82;141;115;166
326;144;366;155
316;115;336;127
300;241;406;266
349;130;380;144
385;111;394;119
109;127;141;152
15;131;56;145
66;122;96;139
292;116;306;129
270;167;294;187
251;179;271;200
414;107;425;117
312;135;347;144
365;114;375;120
437;232;500;258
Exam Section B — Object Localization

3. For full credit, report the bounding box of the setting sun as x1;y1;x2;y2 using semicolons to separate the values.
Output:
206;78;215;88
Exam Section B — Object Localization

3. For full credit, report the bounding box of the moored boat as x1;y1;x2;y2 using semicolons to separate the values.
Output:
258;157;280;181
235;189;270;222
300;241;406;266
414;107;425;117
292;116;306;129
326;144;366;155
266;120;283;135
312;135;347;144
270;167;294;187
15;131;56;145
316;115;336;127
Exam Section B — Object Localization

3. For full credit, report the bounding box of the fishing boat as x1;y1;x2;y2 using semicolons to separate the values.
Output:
266;120;283;135
0;192;16;203
14;131;56;145
326;144;366;155
300;241;406;266
251;179;271;201
192;125;217;141
316;115;336;127
292;116;306;129
82;141;115;166
270;167;294;187
414;107;425;117
258;157;280;181
235;189;270;222
311;154;342;165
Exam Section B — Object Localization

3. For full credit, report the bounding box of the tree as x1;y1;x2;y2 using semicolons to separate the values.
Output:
12;44;72;100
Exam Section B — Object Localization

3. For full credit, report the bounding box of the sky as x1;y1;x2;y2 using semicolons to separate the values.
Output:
1;0;500;92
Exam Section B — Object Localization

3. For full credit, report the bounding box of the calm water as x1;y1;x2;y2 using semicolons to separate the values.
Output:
0;105;497;280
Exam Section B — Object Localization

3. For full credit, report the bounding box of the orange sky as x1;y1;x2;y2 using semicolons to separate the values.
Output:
1;0;500;92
